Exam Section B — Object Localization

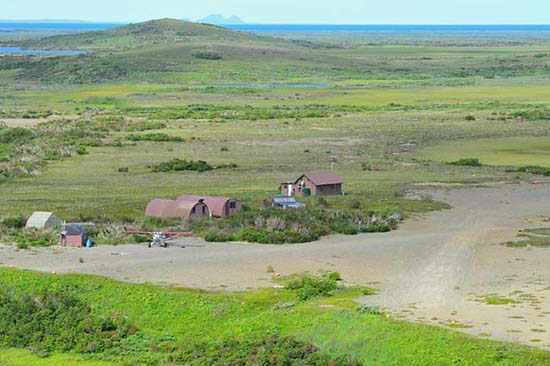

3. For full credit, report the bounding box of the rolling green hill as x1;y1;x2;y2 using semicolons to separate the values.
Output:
0;18;332;84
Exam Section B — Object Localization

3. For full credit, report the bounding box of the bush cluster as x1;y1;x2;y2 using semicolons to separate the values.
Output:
126;133;184;142
448;158;482;167
195;207;399;244
152;158;214;173
509;165;550;176
0;216;26;229
0;286;136;354
125;121;167;131
168;335;362;366
192;52;223;60
5;228;58;249
286;272;341;301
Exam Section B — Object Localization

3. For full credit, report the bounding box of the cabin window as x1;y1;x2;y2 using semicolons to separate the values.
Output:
229;202;236;209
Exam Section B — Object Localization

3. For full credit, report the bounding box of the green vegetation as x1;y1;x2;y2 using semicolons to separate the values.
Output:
502;228;550;248
0;269;548;366
485;296;518;305
192;51;223;60
418;137;550;168
509;166;550;176
284;272;342;301
448;158;483;167
126;133;184;142
151;158;214;173
0;287;134;354
197;206;399;244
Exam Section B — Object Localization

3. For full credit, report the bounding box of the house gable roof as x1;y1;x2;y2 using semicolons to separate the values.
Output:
293;172;344;186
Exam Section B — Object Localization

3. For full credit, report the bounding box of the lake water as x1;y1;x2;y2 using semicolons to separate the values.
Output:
0;47;86;55
0;22;121;32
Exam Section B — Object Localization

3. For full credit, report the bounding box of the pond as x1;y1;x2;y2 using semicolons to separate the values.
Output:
0;47;87;55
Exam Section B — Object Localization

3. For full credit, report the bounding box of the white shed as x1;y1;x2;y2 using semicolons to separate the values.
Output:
25;212;62;229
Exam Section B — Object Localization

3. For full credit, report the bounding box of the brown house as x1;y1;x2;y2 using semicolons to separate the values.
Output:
145;199;211;220
281;172;344;197
178;195;241;218
61;224;89;248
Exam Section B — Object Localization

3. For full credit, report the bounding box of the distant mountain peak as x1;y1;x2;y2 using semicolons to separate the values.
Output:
198;14;244;25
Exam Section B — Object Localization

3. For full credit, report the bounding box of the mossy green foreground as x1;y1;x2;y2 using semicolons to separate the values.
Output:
0;268;548;366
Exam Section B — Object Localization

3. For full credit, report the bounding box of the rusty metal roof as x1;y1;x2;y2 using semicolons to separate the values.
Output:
295;172;344;186
145;199;178;218
146;199;210;218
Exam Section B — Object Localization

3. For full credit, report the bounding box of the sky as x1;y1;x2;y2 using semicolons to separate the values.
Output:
1;0;549;24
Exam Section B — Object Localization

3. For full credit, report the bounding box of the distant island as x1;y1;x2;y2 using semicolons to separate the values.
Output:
197;14;244;25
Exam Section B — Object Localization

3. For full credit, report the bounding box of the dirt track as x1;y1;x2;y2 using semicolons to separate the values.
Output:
1;181;549;348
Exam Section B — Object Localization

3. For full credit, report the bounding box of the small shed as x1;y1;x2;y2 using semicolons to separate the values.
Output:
281;172;344;197
145;199;211;220
178;195;241;218
61;224;89;248
25;212;63;229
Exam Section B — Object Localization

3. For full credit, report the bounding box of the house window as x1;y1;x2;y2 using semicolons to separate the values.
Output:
229;202;236;209
192;207;196;214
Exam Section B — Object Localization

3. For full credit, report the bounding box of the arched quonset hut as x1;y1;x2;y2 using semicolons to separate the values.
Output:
177;195;241;218
25;211;63;229
145;199;210;220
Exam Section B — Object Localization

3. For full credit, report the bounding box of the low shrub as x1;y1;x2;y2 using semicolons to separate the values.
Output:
513;165;550;176
76;146;89;155
0;216;26;229
126;121;167;131
215;162;238;170
448;158;482;167
285;272;341;301
152;158;213;173
192;52;223;60
8;228;57;249
0;286;136;354
169;335;362;366
78;138;103;147
126;133;184;142
356;304;382;315
193;206;400;244
0;127;33;144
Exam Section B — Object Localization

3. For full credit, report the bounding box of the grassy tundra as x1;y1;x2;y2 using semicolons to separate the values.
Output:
0;19;550;364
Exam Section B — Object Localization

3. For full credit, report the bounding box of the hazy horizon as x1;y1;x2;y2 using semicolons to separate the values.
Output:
1;19;550;26
2;0;550;25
